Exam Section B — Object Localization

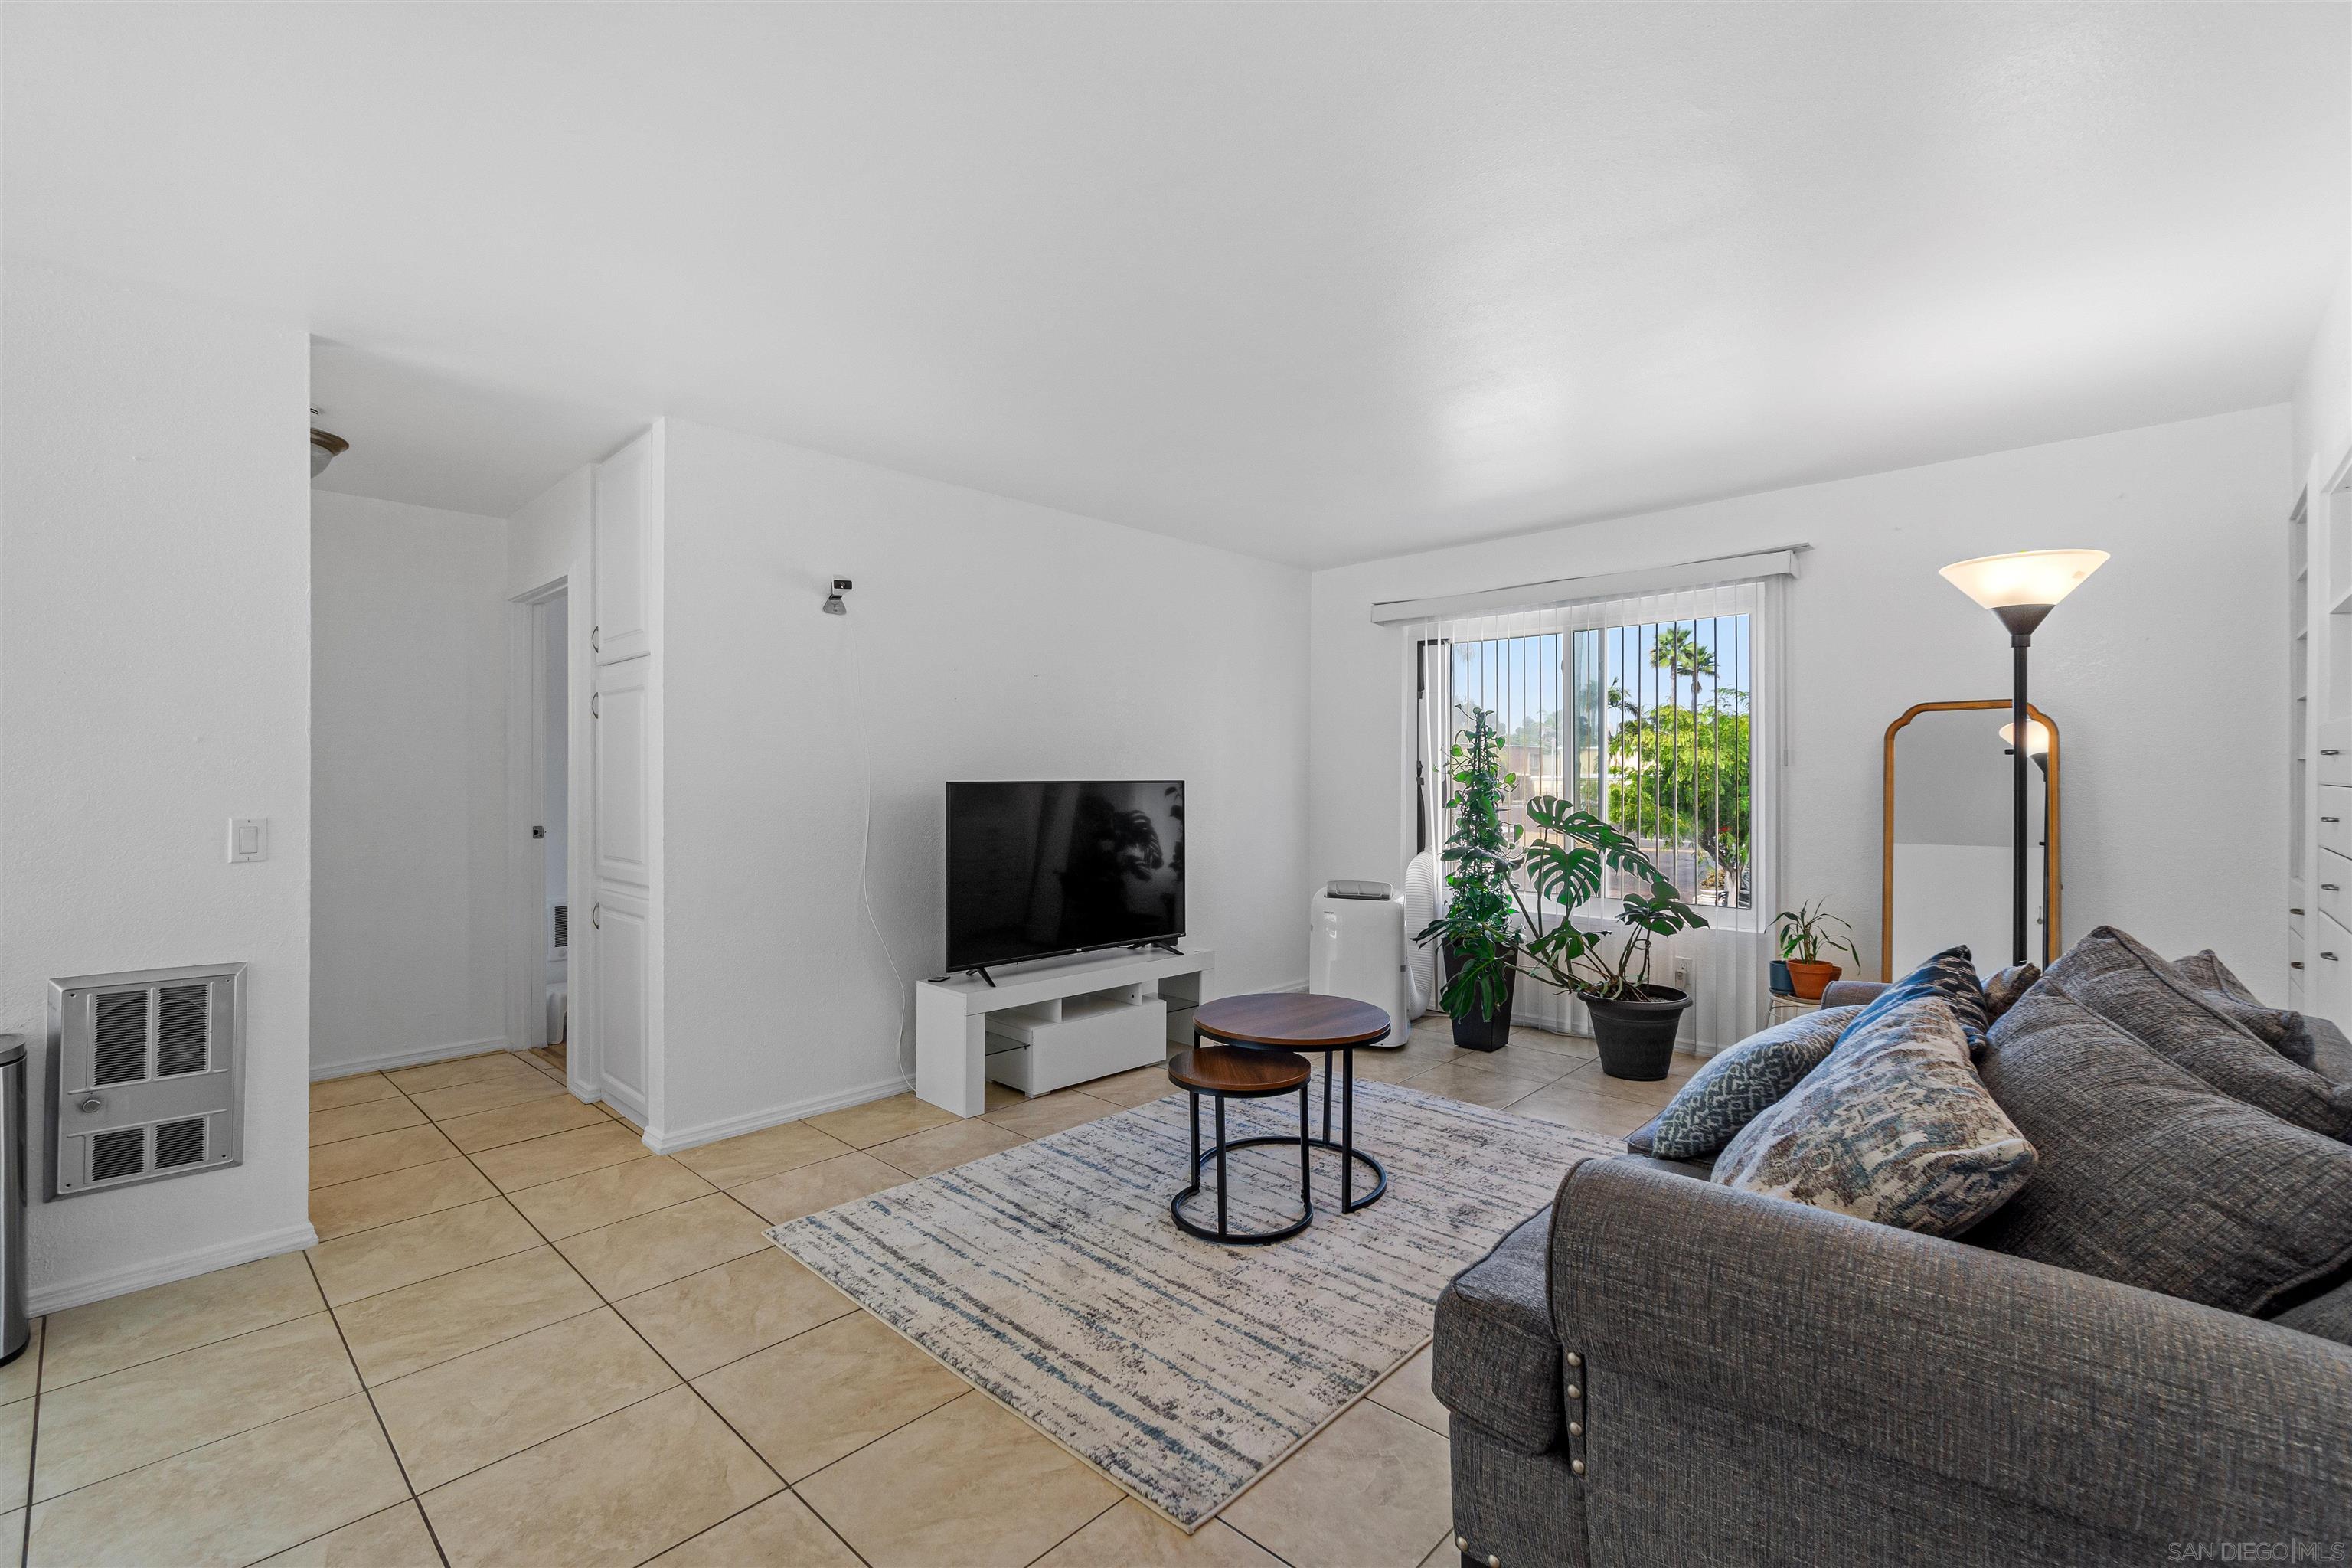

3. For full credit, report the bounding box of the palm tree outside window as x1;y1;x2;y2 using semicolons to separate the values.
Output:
1438;606;1753;910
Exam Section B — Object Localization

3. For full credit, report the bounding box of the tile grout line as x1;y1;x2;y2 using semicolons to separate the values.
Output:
328;1057;1459;1566
631;1489;874;1568
298;1247;454;1568
313;1068;668;1554
416;1067;1124;1563
17;1315;44;1567
390;1071;816;1548
1011;1494;1126;1568
1217;1515;1302;1567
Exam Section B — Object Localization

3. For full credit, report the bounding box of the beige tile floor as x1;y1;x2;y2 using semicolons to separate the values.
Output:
1;1021;1692;1568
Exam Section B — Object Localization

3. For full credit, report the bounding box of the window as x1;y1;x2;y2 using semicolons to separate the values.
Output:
1418;581;1766;913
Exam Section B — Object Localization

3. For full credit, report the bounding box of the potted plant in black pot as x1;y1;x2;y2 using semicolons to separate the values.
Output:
1511;795;1709;1078
1415;707;1522;1050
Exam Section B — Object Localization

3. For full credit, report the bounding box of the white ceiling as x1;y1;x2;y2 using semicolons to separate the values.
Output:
6;4;2347;566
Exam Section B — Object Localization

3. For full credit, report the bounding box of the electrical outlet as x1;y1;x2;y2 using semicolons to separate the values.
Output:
1672;956;1694;989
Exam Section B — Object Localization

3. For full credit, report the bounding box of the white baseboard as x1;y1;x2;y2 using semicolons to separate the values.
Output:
30;1221;320;1317
642;1073;915;1156
311;1037;510;1082
599;1081;648;1131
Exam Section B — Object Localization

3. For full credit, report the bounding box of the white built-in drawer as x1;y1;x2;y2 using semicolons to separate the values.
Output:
2321;853;2352;927
2317;913;2352;1022
983;1037;1034;1095
2321;718;2352;785
2322;786;2352;858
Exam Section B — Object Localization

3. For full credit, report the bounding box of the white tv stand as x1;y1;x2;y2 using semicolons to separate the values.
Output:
914;944;1216;1118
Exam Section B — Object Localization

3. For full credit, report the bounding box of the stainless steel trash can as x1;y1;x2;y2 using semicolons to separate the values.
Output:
0;1036;27;1365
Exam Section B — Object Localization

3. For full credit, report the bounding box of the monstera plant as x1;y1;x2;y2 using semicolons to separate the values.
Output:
1416;707;1708;1073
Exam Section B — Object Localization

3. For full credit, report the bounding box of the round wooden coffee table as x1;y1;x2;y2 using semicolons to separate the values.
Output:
1166;1045;1314;1246
1193;993;1391;1214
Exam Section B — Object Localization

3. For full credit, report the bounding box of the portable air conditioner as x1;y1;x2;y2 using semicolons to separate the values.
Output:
1308;884;1412;1046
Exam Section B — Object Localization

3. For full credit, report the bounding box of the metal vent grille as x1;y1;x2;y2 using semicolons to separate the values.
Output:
554;904;568;950
154;1117;207;1169
158;985;209;1076
50;963;246;1197
93;991;149;1085
90;1127;145;1183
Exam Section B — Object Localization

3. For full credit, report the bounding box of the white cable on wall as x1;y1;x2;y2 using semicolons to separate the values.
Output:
830;603;915;1080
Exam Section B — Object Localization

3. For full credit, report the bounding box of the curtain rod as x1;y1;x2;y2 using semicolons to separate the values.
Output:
1367;546;1806;626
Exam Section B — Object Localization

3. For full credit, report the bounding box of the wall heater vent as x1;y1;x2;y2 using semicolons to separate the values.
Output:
47;964;245;1198
553;904;568;951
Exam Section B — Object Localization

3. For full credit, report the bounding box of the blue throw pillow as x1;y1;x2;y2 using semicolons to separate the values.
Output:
1845;945;1991;1055
1648;1007;1862;1160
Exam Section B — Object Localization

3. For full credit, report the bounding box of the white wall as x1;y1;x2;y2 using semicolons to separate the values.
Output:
2293;266;2350;488
1;260;313;1311
654;419;1310;1142
507;465;590;600
1310;405;2293;994
311;492;511;1076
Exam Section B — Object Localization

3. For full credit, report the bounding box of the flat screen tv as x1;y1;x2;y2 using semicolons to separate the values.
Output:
945;780;1184;972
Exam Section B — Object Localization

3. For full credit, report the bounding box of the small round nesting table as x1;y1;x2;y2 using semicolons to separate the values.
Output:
1192;993;1391;1214
1167;1045;1315;1246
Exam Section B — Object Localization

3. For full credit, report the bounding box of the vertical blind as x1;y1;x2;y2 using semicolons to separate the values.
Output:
1410;578;1784;1048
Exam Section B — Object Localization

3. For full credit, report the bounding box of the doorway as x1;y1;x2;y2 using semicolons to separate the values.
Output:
537;591;570;1067
509;577;589;1100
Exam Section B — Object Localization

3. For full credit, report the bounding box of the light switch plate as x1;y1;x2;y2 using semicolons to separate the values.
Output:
228;817;267;864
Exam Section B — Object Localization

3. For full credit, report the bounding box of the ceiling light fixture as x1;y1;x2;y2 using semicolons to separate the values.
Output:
309;408;348;478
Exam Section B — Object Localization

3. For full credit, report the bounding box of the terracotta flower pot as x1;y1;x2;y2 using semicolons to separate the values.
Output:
1785;959;1841;1001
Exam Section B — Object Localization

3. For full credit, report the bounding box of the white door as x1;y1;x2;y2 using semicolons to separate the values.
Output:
591;890;649;1114
593;658;652;887
591;653;652;1119
593;437;651;665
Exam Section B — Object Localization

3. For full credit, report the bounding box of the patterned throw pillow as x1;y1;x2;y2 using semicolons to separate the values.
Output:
1713;995;2036;1236
1840;945;1992;1055
2173;948;2316;1068
1647;1007;1861;1160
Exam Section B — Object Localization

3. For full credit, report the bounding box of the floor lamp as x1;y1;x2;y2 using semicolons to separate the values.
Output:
1939;550;2108;965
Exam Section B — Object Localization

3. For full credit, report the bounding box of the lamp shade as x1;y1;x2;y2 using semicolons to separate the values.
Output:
1998;719;2050;756
1938;550;2108;612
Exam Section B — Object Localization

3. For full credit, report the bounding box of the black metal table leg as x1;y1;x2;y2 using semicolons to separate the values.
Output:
1299;1084;1312;1216
1342;1047;1355;1211
1214;1095;1228;1239
1180;998;1391;1229
1189;1089;1200;1182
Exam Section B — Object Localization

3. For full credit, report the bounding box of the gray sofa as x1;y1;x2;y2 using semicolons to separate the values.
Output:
1432;982;2352;1566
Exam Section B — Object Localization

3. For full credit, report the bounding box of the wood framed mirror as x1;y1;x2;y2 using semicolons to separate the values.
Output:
1882;700;2060;979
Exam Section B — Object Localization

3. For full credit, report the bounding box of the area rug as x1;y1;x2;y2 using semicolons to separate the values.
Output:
769;1078;1615;1530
